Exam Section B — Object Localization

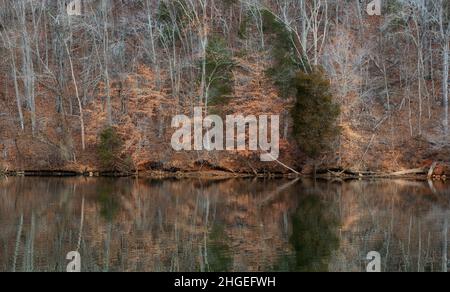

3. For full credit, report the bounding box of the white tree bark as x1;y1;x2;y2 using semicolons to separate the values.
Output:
18;0;37;135
438;0;449;137
443;41;449;137
65;40;86;151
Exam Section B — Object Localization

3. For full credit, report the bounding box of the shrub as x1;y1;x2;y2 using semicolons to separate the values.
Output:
97;127;133;172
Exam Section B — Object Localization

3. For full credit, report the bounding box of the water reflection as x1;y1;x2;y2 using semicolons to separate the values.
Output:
288;194;339;272
0;177;449;272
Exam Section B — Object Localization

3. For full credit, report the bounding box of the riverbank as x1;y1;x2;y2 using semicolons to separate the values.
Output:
1;163;448;182
0;169;292;179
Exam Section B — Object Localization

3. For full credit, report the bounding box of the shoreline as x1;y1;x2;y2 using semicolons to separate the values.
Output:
0;168;447;182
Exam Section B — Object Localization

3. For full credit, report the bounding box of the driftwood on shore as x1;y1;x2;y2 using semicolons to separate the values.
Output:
320;163;447;181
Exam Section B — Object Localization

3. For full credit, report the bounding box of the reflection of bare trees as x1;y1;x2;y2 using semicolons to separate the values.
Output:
0;177;450;272
324;180;450;272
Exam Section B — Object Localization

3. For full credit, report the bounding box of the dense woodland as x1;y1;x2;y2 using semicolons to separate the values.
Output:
0;0;449;174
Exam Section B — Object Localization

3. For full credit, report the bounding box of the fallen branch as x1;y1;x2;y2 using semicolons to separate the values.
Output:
428;162;438;179
264;152;300;175
246;161;258;176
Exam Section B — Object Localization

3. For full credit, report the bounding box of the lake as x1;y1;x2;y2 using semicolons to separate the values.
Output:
0;177;449;272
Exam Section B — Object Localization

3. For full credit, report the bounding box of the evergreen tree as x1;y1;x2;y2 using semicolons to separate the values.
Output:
291;69;340;158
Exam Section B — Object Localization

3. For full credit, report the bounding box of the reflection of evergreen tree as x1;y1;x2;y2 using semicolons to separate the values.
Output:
205;224;233;272
97;181;121;222
273;193;340;272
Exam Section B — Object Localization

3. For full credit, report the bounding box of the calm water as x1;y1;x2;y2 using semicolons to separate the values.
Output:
1;177;450;272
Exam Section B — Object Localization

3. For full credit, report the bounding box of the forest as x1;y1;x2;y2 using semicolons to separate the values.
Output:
0;0;449;176
2;0;450;275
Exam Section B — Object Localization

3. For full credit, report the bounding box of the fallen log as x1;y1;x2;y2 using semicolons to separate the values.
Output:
319;167;428;179
390;168;428;176
344;169;379;176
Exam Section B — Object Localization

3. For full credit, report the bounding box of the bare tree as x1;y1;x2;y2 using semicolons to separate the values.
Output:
0;29;25;131
437;0;450;137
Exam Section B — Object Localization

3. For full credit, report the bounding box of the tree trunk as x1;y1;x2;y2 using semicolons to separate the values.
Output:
10;50;24;131
103;0;112;126
443;41;449;137
65;41;86;151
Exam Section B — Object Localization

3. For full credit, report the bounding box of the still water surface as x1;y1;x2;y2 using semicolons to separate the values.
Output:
1;177;450;272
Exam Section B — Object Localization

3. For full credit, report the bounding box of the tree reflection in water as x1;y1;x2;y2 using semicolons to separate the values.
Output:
0;177;450;272
289;194;340;272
